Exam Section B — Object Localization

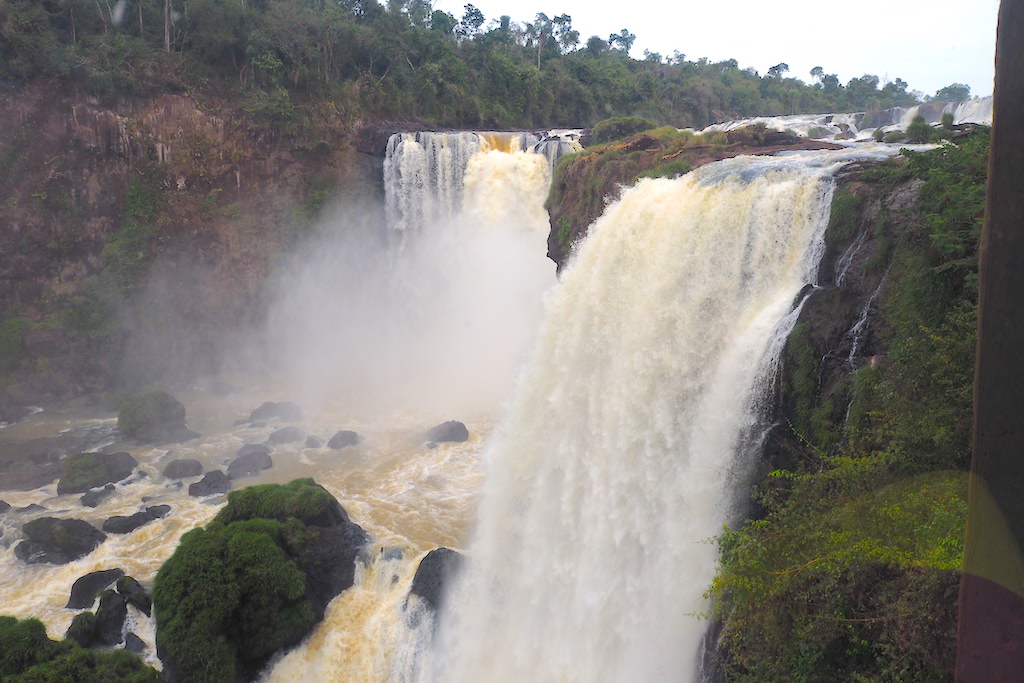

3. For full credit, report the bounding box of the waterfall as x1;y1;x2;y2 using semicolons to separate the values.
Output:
428;152;846;683
383;131;580;234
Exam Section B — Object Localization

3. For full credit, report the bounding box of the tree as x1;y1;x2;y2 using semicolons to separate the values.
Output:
456;3;484;39
767;62;789;78
607;28;635;52
935;83;971;102
584;34;608;56
810;65;824;83
552;14;578;52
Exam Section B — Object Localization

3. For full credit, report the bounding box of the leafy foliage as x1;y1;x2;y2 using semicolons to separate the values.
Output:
0;0;930;129
154;479;353;683
710;128;989;681
0;615;158;682
117;390;186;441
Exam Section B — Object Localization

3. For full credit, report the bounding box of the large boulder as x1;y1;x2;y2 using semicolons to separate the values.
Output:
57;452;137;495
425;421;469;444
188;470;230;497
95;589;127;646
65;611;98;647
227;449;273;480
327;430;362;449
410;548;465;611
0;500;10;512
67;568;125;609
103;511;156;534
80;484;115;508
15;517;106;564
268;426;305;445
118;391;199;443
163;458;203;479
154;479;369;683
248;401;303;423
117;576;152;616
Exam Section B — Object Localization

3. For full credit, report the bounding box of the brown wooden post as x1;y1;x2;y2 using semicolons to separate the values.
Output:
955;1;1024;680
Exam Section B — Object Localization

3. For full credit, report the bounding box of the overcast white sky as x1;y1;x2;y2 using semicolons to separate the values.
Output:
433;0;999;99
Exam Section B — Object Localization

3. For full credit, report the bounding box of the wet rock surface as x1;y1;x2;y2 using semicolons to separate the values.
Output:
162;458;203;479
80;484;116;507
425;421;469;444
67;568;125;609
57;451;138;495
327;430;362;449
188;470;230;496
410;547;465;611
248;401;304;423
15;517;106;564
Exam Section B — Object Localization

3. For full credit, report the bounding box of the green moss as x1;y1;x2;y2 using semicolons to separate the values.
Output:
827;189;862;242
0;615;157;682
58;454;106;495
117;390;186;442
154;480;346;682
214;478;339;527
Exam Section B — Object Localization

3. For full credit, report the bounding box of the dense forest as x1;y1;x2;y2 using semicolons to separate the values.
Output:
0;0;966;130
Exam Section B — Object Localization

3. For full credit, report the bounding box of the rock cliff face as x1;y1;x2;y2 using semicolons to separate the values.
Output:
0;83;375;402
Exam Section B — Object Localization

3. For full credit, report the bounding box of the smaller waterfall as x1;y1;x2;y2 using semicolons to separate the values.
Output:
383;130;580;233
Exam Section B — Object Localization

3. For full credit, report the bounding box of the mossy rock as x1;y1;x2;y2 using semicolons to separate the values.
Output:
57;452;137;495
117;391;197;443
15;517;106;565
155;479;368;683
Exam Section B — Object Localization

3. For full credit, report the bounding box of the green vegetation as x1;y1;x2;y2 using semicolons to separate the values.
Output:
153;479;353;683
101;178;161;294
57;454;106;495
0;1;932;130
709;128;990;681
0;615;159;682
117;390;186;441
0;316;30;375
214;478;341;527
590;117;657;144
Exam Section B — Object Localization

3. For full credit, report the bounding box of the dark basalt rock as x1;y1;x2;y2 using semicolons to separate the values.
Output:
424;421;469;444
15;503;46;513
117;576;152;616
188;470;230;496
15;517;106;564
268;426;305;445
0;424;120;491
80;484;116;508
305;435;324;448
410;548;465;611
162;458;203;479
67;568;125;609
57;451;138;495
227;450;273;480
146;504;171;518
125;632;147;654
0;500;9;513
327;430;362;449
236;443;271;459
95;588;127;645
248;401;303;423
103;511;155;534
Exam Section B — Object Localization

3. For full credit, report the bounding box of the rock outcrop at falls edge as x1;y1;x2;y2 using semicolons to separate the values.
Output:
153;478;369;683
545;124;844;269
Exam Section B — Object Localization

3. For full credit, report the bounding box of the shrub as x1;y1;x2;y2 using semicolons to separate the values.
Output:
806;126;830;139
882;130;907;143
906;114;933;143
872;127;886;142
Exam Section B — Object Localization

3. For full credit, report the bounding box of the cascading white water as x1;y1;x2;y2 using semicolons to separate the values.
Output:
427;151;848;683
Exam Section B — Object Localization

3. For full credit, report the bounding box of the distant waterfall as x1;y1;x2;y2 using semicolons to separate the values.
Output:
383;131;580;233
428;152;846;682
